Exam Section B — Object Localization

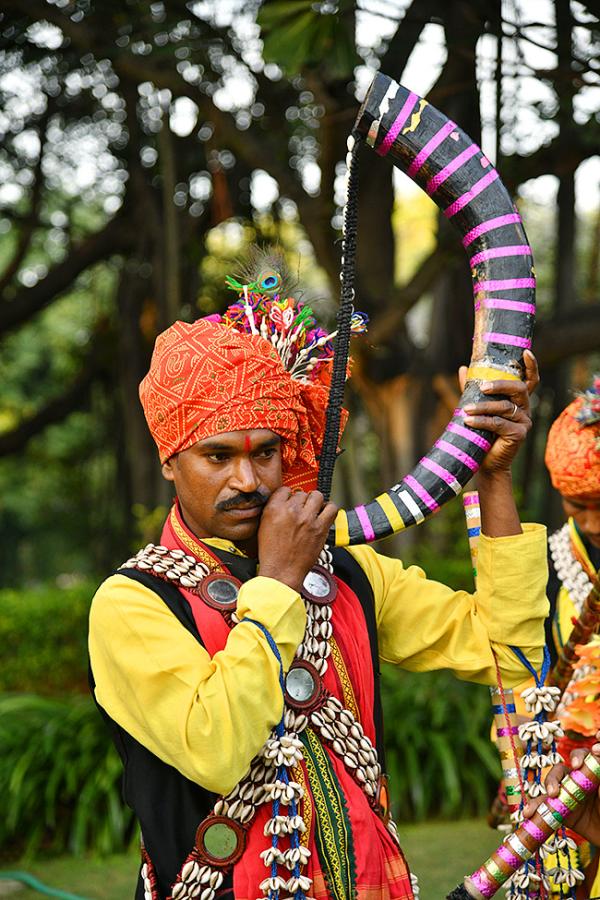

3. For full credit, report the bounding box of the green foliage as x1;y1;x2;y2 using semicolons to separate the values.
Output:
0;850;139;899
0;275;127;588
382;667;500;821
0;693;134;857
1;819;502;899
131;504;169;551
0;583;93;694
258;0;360;77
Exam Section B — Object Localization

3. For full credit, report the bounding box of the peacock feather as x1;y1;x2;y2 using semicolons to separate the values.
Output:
205;245;368;384
225;246;298;300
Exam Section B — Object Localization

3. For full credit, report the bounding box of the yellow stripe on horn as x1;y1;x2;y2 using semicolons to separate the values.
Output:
375;492;407;533
333;509;350;547
466;365;521;383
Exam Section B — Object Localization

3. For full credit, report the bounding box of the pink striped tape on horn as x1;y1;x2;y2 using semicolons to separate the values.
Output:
331;74;535;546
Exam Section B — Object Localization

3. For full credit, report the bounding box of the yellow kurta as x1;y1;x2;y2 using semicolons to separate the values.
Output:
89;524;548;796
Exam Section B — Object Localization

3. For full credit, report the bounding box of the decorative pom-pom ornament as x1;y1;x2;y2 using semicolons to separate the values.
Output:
575;373;600;429
213;248;368;388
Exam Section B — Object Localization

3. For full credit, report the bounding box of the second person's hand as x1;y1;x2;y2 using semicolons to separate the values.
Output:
459;349;539;475
523;732;600;847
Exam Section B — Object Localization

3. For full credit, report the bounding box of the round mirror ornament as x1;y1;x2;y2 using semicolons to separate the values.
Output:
284;660;324;711
195;816;246;867
301;566;337;605
198;575;242;611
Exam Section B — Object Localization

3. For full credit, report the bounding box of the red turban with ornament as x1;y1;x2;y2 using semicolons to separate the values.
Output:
545;377;600;500
139;319;344;492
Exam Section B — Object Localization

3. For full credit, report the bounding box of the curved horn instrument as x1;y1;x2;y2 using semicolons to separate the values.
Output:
331;74;536;547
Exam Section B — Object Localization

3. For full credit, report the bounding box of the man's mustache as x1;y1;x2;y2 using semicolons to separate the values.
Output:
216;490;270;512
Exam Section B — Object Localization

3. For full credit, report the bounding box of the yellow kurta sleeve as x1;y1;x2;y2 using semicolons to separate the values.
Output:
346;523;548;686
89;573;306;796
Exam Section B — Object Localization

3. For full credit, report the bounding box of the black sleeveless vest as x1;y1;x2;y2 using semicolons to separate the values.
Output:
90;547;385;900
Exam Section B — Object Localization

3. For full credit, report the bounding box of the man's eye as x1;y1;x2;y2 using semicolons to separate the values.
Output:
257;448;276;459
208;454;229;463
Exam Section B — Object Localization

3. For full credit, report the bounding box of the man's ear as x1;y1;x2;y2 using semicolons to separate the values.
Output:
162;458;176;482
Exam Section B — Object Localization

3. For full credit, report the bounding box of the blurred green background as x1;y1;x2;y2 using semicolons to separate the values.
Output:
1;0;600;896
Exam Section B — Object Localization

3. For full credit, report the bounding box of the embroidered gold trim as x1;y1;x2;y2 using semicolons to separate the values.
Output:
170;507;224;572
291;762;311;847
302;728;356;900
569;518;597;581
329;637;360;722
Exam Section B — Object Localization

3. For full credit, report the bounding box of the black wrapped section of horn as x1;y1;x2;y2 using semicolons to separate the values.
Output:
317;137;360;500
445;886;472;900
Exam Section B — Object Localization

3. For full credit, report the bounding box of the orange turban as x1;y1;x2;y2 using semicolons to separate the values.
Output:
139;319;344;492
545;391;600;500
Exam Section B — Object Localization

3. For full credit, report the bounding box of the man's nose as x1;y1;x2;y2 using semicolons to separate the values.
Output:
230;457;260;492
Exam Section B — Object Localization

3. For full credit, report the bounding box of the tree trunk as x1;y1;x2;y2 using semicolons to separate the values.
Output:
543;0;577;530
158;113;182;328
115;267;173;516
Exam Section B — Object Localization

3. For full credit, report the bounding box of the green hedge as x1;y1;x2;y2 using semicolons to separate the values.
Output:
0;693;134;857
382;667;500;821
0;583;94;694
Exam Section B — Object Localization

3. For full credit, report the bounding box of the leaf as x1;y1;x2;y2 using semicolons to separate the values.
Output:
257;0;315;29
382;667;500;820
430;732;461;815
258;0;360;77
0;692;134;855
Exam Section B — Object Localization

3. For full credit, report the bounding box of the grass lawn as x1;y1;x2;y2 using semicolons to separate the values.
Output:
400;818;501;896
0;819;501;900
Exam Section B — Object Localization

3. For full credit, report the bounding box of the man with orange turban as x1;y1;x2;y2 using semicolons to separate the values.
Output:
88;260;548;900
545;376;600;670
546;378;600;613
539;377;600;897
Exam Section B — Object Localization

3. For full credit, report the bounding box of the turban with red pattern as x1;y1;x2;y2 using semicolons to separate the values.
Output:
545;392;600;500
139;319;345;492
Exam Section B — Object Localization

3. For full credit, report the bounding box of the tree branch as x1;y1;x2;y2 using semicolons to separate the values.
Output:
534;306;600;366
113;56;308;208
501;116;600;189
0;351;101;456
0;103;52;293
378;0;443;82
368;245;460;344
2;1;307;211
2;0;97;50
579;0;600;20
0;212;131;335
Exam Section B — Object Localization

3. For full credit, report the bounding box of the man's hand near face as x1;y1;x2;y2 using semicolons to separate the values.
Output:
258;487;338;593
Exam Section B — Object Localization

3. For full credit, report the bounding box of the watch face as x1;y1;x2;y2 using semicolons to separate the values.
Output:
301;566;337;605
283;660;322;711
199;575;242;611
286;666;316;703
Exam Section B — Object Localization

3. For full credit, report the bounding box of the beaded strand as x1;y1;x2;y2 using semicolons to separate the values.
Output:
549;524;595;614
